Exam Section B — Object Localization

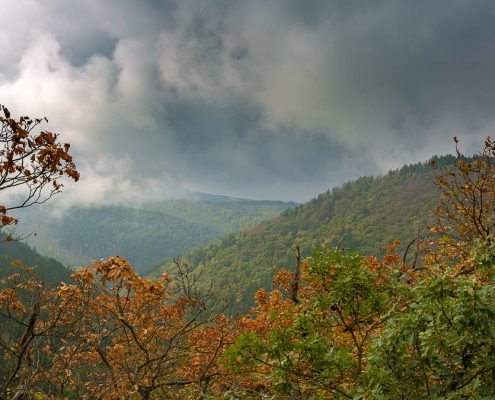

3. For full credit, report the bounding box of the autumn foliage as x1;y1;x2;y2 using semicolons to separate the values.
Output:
0;105;79;236
0;258;240;399
2;126;495;399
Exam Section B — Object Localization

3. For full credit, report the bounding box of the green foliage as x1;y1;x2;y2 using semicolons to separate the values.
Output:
365;268;495;399
223;248;400;399
222;248;495;399
155;157;454;312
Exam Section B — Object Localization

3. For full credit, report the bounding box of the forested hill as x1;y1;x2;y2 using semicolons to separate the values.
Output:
17;206;220;273
16;198;293;273
153;155;457;308
0;238;72;285
145;196;296;235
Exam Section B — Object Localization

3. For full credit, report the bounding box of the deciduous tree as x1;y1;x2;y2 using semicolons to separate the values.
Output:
0;105;79;236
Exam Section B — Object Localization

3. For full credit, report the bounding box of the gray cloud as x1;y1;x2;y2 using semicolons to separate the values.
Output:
0;0;493;204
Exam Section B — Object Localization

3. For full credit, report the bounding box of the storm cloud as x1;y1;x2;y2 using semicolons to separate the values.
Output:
1;0;494;203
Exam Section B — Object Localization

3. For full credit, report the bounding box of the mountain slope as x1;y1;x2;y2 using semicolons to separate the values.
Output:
153;156;455;309
16;197;294;272
18;206;219;272
0;239;72;285
145;198;295;234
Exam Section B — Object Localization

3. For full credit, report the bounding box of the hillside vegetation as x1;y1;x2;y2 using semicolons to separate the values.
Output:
154;156;457;308
16;197;293;272
16;206;220;272
3;144;495;399
145;196;295;234
0;238;72;284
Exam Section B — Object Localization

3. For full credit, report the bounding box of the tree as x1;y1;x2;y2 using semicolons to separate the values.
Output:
0;263;73;399
0;257;237;399
0;104;79;398
0;105;79;236
428;136;495;267
365;267;495;399
363;138;495;399
222;248;402;399
219;138;495;400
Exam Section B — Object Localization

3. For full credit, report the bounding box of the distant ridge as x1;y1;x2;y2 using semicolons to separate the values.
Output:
15;195;294;272
184;192;249;202
153;155;459;312
183;191;298;205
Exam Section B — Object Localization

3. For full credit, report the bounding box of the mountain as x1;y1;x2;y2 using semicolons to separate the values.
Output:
183;192;252;202
145;197;296;235
152;156;456;311
0;238;72;285
15;197;294;272
16;206;219;272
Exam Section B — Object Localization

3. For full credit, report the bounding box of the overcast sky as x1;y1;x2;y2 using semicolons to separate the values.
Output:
1;0;494;203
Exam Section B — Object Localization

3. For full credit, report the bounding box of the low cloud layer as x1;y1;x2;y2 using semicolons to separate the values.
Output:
1;0;494;204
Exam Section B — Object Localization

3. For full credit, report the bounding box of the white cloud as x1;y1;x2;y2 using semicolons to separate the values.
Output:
52;154;193;211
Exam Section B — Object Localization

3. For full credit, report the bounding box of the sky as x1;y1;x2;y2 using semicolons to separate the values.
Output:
1;0;495;204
